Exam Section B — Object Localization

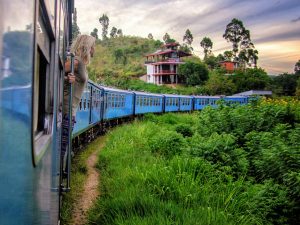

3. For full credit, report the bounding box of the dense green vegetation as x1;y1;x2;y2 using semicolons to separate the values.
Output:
88;99;300;225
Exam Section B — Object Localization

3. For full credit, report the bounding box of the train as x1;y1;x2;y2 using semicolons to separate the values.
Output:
0;0;250;224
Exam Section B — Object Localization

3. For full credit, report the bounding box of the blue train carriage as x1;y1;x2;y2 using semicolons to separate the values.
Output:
90;81;102;125
178;95;193;112
0;0;74;224
73;80;103;136
164;94;181;112
102;86;134;120
193;96;221;110
73;82;92;135
134;91;164;115
223;95;249;105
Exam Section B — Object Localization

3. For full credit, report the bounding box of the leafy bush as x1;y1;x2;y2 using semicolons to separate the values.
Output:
148;130;186;158
175;123;194;137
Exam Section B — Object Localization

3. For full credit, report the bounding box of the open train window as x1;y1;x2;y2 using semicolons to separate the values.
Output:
32;3;54;166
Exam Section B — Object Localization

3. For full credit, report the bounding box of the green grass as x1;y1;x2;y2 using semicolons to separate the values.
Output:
87;117;263;225
87;99;300;224
61;136;107;225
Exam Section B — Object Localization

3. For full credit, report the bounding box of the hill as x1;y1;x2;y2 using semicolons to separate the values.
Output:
88;36;162;82
88;36;202;94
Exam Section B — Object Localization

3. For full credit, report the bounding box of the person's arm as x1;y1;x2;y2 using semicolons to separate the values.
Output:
65;59;79;73
64;59;78;83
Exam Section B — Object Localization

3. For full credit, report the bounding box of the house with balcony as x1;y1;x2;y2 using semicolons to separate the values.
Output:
144;43;191;85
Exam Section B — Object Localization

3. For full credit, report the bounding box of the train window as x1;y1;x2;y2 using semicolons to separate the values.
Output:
79;100;82;110
32;3;55;166
122;95;125;108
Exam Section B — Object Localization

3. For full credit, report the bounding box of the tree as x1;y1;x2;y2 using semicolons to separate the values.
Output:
294;60;300;75
99;14;109;40
204;55;219;70
204;71;237;95
179;44;192;54
117;29;123;37
148;33;153;39
200;37;213;59
223;51;233;61
230;68;271;93
72;8;80;39
216;54;225;62
178;61;209;85
295;78;300;97
183;29;193;51
163;33;171;43
239;48;259;68
223;18;251;58
110;27;117;38
272;73;300;96
162;33;176;44
90;28;98;39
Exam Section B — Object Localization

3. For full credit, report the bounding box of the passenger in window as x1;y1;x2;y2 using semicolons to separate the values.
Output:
62;34;96;157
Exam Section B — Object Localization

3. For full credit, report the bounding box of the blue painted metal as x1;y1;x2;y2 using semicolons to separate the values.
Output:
193;96;221;110
73;84;91;135
102;87;134;120
90;84;102;124
164;94;181;112
134;91;163;114
179;95;193;112
224;96;249;105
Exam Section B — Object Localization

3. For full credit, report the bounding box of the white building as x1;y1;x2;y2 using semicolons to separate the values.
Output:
144;43;191;85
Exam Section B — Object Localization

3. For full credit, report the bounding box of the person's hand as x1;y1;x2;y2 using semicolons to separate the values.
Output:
66;73;75;83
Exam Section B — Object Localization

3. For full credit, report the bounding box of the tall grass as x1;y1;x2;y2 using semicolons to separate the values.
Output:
88;120;263;224
88;99;300;224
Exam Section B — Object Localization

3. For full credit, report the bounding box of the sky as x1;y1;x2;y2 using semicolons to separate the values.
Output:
76;0;300;75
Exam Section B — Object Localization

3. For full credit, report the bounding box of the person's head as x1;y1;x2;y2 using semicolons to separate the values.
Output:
71;35;96;65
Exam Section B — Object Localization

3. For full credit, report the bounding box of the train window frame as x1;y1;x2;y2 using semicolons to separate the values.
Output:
32;1;58;166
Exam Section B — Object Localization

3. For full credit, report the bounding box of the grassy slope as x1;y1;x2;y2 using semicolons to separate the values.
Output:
88;36;161;81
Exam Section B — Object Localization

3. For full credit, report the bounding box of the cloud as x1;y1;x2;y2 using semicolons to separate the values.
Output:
291;16;300;22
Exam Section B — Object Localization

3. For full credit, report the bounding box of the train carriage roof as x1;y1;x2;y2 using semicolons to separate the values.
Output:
163;94;193;98
100;86;134;94
133;91;164;97
193;95;221;99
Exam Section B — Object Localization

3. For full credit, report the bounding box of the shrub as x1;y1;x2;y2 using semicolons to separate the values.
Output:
175;123;194;137
148;130;186;158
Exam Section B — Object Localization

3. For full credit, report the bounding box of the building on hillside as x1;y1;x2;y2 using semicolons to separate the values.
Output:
144;43;191;85
219;60;239;73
